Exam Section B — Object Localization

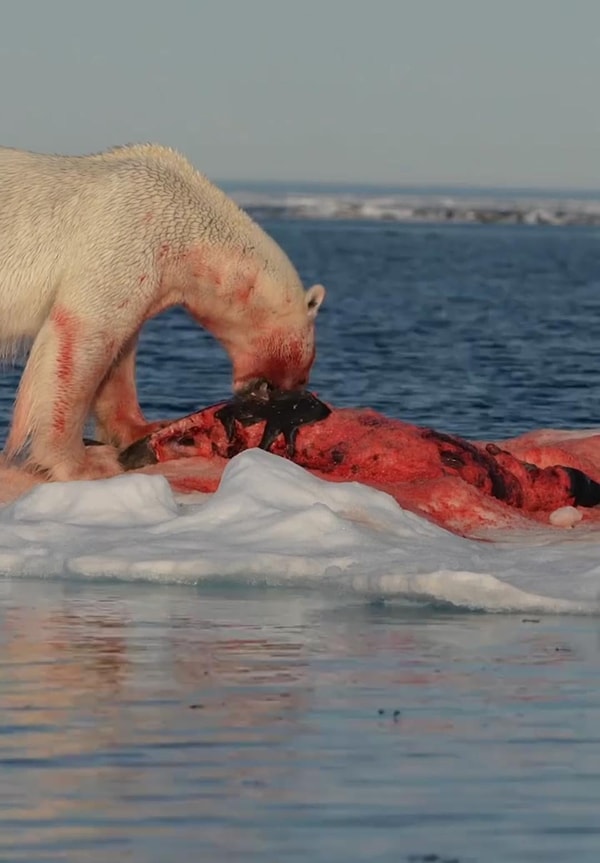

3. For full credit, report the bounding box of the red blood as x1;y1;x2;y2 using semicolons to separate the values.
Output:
233;275;255;305
53;403;67;436
51;308;79;435
236;331;314;390
52;307;77;385
130;402;600;536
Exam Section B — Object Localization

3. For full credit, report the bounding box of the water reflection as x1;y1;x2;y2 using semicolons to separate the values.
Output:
1;584;600;863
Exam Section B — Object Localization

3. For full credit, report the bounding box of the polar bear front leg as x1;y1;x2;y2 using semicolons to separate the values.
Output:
93;335;167;449
5;307;124;481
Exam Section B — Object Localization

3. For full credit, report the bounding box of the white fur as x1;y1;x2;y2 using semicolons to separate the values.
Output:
0;143;325;480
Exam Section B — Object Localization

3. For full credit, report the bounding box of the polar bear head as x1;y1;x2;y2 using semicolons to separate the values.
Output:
180;237;326;393
227;280;326;393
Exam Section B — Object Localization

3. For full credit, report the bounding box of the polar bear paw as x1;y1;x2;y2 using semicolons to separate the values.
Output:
36;444;125;482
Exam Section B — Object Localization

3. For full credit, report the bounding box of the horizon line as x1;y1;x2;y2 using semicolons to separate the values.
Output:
215;177;600;197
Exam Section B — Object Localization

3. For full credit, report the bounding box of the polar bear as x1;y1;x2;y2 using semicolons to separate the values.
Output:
0;143;326;481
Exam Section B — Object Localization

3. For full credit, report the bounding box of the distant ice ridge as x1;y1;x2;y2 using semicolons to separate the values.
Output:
231;189;600;226
0;449;599;614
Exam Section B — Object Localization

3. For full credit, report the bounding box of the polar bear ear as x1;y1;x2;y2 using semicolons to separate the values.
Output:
306;284;326;319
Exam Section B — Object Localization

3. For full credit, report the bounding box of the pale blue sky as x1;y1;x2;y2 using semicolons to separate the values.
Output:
1;0;599;188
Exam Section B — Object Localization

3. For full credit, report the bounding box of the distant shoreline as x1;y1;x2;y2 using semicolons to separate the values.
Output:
227;188;600;226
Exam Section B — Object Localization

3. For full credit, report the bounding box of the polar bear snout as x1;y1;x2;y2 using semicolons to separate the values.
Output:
233;368;310;396
229;286;325;394
233;372;309;397
231;341;314;394
224;304;317;394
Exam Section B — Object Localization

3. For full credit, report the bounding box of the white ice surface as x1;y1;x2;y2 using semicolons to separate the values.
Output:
1;449;600;614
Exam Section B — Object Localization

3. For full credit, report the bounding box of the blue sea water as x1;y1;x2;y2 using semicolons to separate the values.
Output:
2;219;600;861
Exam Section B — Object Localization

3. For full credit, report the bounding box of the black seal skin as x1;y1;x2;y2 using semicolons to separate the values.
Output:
116;389;331;470
215;388;331;456
117;435;158;470
563;467;600;507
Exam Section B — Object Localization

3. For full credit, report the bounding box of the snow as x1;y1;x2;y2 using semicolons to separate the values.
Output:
0;449;599;615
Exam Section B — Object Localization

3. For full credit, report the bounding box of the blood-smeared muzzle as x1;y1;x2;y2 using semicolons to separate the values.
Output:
231;330;316;395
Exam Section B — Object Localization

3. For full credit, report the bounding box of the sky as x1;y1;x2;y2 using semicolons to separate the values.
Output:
1;0;599;189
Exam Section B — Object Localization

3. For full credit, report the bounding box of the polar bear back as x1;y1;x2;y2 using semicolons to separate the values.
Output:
0;143;304;349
